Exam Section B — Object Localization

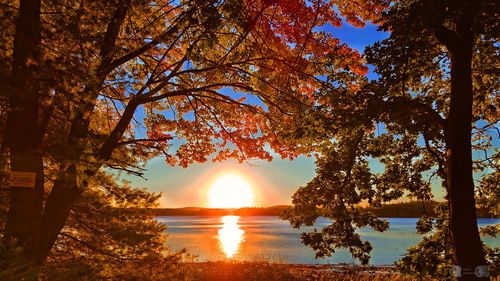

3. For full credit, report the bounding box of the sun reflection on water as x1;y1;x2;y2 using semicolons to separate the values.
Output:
218;216;244;258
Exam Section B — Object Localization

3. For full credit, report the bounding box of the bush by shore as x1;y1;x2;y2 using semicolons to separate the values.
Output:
178;261;436;281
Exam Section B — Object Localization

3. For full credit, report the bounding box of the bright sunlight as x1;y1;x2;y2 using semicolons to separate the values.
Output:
208;175;254;208
218;216;244;258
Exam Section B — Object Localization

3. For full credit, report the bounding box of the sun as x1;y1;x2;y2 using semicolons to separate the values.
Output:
208;175;254;208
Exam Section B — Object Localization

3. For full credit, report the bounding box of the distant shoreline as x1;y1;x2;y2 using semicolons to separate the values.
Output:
145;202;498;218
150;205;290;217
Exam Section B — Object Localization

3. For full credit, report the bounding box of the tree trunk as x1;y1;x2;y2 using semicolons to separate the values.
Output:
2;0;44;280
3;153;44;280
37;165;82;262
446;15;488;281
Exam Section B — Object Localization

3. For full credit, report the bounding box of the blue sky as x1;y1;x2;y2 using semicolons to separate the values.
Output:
127;21;393;208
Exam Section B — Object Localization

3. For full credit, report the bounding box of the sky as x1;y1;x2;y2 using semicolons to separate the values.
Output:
127;21;392;208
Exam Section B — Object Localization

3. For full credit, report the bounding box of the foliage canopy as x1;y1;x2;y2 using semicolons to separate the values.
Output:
0;0;386;278
282;0;499;279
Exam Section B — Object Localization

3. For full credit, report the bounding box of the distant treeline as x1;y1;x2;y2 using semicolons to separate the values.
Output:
366;201;442;218
147;202;497;218
366;201;496;218
149;205;290;217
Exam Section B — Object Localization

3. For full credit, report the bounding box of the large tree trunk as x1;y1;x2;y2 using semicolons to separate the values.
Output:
2;0;44;279
446;14;488;281
33;94;140;263
37;165;82;262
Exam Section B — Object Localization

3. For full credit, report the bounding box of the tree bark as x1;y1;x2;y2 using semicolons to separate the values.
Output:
37;165;82;262
446;14;489;281
2;0;44;279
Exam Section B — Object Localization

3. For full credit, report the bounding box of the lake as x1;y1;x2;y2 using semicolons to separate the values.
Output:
157;216;500;265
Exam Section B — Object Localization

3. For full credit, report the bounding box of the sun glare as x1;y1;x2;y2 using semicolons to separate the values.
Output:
208;175;254;208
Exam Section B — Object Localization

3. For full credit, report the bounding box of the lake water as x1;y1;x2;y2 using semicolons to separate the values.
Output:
157;216;500;265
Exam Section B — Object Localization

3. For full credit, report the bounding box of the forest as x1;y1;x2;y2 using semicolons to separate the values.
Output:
148;202;497;218
0;0;498;280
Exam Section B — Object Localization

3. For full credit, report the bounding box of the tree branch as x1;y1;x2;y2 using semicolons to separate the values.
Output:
434;25;458;53
116;137;173;147
105;6;196;72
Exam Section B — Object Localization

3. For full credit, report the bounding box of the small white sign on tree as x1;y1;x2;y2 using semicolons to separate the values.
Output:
9;171;37;188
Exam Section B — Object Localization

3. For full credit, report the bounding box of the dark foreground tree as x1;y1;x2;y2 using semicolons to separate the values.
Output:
282;0;499;280
0;0;382;279
1;171;187;280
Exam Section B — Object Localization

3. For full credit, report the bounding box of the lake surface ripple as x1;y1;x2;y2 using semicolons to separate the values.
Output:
157;216;500;265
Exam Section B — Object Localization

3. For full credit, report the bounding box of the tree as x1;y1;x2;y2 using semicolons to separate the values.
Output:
282;0;499;280
0;171;187;280
0;0;380;279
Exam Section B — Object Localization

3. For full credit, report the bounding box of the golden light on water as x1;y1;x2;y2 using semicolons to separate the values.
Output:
218;216;244;258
